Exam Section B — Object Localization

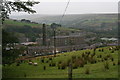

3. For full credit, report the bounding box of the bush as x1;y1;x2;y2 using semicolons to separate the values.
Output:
104;57;108;61
60;62;67;70
82;53;85;57
72;56;77;60
52;63;56;66
41;59;44;63
79;60;85;67
67;59;71;66
99;55;102;58
43;66;46;70
101;49;104;52
49;57;52;60
113;62;116;66
46;60;49;63
104;61;109;70
16;63;20;66
58;61;62;64
49;62;56;67
89;57;96;64
111;51;114;53
111;57;114;61
118;61;120;65
58;65;60;69
72;62;78;69
85;67;90;74
101;59;104;62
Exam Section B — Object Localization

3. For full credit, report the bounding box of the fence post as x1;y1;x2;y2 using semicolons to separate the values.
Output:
68;62;72;80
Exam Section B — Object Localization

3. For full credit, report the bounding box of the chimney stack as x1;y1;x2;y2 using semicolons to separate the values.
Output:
42;23;46;46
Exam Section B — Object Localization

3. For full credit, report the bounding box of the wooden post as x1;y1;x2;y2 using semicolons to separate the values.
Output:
68;62;72;80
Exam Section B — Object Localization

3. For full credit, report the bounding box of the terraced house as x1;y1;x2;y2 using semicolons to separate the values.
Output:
28;35;86;56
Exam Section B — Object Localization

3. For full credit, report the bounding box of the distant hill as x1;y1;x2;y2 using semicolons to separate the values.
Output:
3;19;81;42
10;14;118;38
10;14;117;27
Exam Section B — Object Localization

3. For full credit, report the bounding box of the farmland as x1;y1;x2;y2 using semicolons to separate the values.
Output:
2;46;119;78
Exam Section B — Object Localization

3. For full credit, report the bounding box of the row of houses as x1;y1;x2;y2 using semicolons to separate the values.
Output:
36;35;85;47
27;34;86;56
27;44;88;56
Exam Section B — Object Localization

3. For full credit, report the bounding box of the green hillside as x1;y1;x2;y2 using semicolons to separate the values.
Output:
3;19;81;42
3;19;42;28
2;46;119;78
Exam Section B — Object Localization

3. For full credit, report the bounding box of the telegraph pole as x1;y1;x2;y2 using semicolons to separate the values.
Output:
51;23;57;57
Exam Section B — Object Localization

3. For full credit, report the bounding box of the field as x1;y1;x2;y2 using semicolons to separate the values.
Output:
2;46;119;78
3;19;42;28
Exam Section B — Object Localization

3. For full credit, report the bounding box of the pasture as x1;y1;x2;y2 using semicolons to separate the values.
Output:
2;46;119;78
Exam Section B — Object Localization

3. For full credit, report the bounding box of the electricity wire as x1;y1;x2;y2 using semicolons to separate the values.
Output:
59;0;70;25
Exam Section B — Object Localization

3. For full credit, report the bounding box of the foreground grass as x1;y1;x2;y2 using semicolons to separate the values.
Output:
2;46;119;78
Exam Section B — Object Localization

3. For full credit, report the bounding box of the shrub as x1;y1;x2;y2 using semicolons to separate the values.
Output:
64;54;66;56
16;63;20;66
43;66;46;70
49;57;52;60
113;62;116;66
101;59;104;62
58;65;60;69
118;61;120;65
88;57;96;64
84;60;87;64
41;59;44;63
72;56;77;60
111;57;114;61
106;54;111;58
104;61;109;70
101;49;104;52
60;62;67;69
79;59;85;67
46;60;49;63
67;59;71;66
49;63;51;66
82;53;85;58
111;51;114;53
85;67;90;74
61;66;66;69
104;57;108;61
51;63;56;67
72;63;78;69
50;62;56;67
58;61;62;64
99;55;102;58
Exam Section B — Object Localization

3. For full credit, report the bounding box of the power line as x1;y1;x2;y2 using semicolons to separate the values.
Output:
59;0;70;24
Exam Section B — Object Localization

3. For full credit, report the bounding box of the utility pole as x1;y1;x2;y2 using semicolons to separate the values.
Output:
51;23;57;57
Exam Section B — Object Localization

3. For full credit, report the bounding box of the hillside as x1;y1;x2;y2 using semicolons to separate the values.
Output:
3;19;81;42
2;46;119;78
10;14;118;38
10;14;118;27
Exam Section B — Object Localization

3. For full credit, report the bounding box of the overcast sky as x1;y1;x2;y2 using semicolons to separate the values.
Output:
10;0;118;16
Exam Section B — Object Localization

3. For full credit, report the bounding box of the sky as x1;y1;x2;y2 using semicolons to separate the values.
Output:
9;0;118;16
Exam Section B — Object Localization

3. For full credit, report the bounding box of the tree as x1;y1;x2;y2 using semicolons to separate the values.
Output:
2;30;19;46
1;0;39;24
2;30;20;65
1;0;39;65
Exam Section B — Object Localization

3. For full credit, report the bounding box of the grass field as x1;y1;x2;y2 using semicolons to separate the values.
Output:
2;46;119;78
3;19;42;28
